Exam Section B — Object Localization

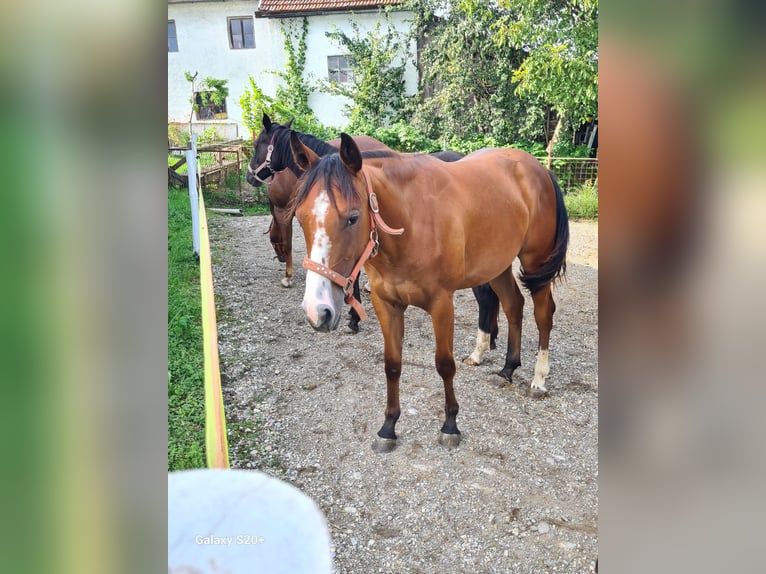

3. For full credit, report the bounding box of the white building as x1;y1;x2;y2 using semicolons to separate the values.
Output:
168;0;417;139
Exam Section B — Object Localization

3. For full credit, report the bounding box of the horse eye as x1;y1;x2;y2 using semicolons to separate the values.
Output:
346;213;359;227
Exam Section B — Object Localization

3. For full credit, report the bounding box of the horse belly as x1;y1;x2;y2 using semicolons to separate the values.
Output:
459;205;527;288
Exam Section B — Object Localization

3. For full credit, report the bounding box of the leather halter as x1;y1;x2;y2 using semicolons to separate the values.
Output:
302;168;404;321
251;131;283;184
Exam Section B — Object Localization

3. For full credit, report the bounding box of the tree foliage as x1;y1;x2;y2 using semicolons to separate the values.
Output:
185;72;229;113
406;0;597;144
324;13;412;134
494;0;598;126
406;0;538;143
239;18;336;139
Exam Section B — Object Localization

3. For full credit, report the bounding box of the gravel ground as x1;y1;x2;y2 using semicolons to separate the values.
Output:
210;214;598;574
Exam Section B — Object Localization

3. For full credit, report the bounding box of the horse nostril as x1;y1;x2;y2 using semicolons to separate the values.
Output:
318;305;333;326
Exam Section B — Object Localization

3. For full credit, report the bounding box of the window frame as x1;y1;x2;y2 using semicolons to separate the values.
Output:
327;55;353;84
227;16;255;50
168;20;178;53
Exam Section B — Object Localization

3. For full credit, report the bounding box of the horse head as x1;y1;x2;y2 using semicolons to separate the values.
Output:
246;113;293;187
291;132;372;332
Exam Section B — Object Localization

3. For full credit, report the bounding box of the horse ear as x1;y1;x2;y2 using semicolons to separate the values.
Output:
285;118;294;128
262;113;272;130
290;131;321;172
339;133;362;174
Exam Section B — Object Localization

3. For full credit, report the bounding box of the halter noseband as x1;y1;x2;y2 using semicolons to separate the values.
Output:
251;130;284;184
302;168;404;321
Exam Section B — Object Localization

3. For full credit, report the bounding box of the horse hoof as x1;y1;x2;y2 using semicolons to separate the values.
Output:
372;437;397;453
347;321;360;334
438;432;461;448
462;356;479;366
528;387;549;399
280;277;292;288
489;375;511;388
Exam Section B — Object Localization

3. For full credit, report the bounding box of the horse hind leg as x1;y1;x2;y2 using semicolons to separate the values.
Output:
529;283;556;398
488;270;524;383
464;283;500;366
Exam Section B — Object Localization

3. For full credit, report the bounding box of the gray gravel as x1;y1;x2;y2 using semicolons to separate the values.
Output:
210;214;598;573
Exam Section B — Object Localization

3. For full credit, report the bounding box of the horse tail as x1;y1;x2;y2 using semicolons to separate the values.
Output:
519;171;569;294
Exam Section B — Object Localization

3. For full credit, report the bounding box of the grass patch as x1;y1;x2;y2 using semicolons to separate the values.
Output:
168;187;206;470
564;179;598;220
202;187;270;216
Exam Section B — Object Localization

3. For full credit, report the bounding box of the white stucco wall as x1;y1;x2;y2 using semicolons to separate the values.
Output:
168;2;417;137
265;11;418;129
168;1;275;139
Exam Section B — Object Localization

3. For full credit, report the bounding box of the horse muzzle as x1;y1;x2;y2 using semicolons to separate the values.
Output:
302;287;344;332
246;164;273;187
271;242;287;263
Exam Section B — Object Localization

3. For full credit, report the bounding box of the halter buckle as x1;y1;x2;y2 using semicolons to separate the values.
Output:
369;192;380;214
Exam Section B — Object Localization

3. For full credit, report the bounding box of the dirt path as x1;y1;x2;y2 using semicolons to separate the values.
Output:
210;215;598;573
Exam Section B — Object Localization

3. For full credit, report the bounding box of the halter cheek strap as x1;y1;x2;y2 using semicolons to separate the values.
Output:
251;132;284;184
302;168;404;321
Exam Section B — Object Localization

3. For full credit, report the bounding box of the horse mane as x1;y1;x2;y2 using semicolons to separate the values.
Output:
271;125;337;176
361;149;400;159
290;147;458;216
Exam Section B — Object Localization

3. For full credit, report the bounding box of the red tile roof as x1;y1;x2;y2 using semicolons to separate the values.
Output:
256;0;402;16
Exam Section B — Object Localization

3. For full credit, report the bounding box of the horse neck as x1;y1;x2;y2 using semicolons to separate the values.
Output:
274;129;336;177
363;165;408;245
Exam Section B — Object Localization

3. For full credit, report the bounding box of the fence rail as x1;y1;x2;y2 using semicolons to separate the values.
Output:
168;140;250;199
535;157;598;194
169;143;597;200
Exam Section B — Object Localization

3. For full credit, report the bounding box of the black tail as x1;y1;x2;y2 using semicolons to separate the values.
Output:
519;171;569;293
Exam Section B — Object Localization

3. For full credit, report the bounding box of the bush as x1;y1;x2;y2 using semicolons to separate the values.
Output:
564;179;598;220
368;122;440;153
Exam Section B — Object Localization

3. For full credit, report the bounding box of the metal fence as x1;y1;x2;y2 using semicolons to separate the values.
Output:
169;143;598;205
536;157;598;194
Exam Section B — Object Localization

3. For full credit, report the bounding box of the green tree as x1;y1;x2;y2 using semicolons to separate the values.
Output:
406;0;545;144
494;0;598;132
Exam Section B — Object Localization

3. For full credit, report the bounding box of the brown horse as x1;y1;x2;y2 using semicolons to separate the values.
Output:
290;133;569;452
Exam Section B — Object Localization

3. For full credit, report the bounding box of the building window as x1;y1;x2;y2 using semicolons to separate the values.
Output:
168;21;178;52
327;55;353;84
228;17;254;49
195;92;228;120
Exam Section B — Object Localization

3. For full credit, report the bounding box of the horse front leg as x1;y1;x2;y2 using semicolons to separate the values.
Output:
430;294;460;447
370;294;405;453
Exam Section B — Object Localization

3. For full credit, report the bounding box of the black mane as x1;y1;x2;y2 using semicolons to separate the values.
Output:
271;126;337;176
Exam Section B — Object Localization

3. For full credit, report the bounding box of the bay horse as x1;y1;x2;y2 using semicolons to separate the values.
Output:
290;133;569;452
248;114;502;358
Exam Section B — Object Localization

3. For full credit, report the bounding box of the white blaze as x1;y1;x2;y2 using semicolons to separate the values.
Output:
302;191;336;324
